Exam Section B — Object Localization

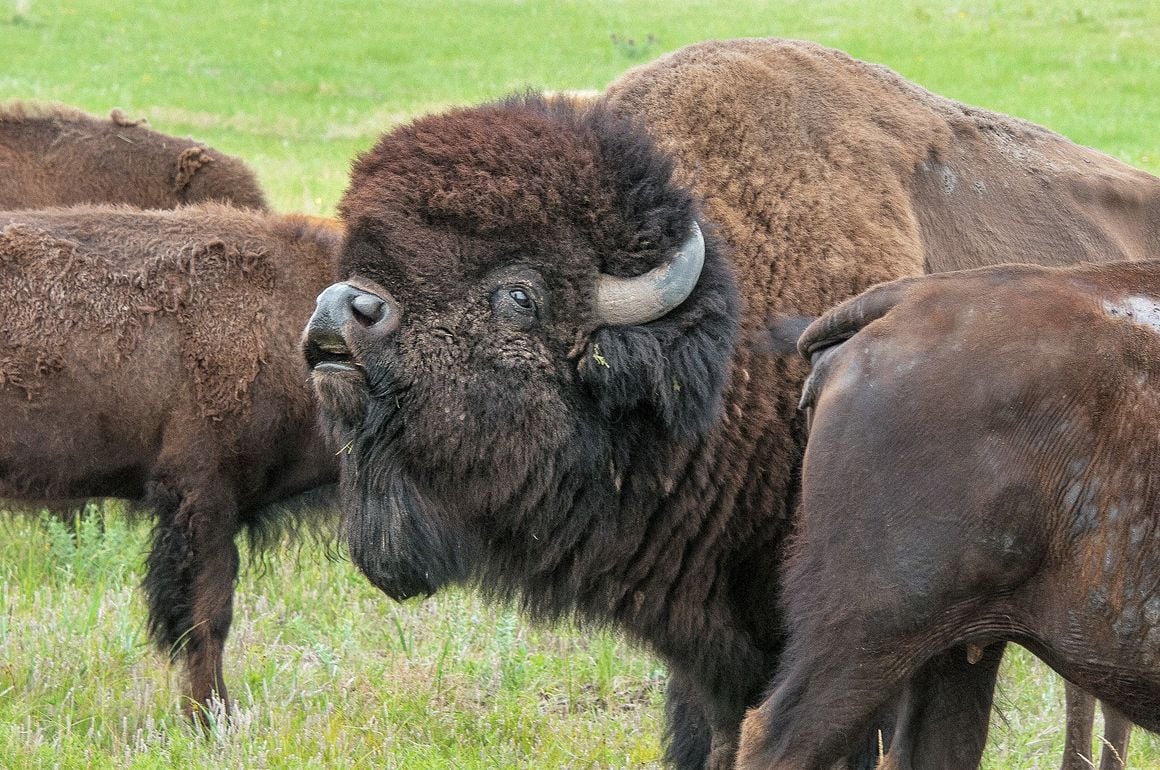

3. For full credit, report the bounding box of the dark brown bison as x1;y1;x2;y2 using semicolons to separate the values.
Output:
304;39;1160;768
738;260;1160;769
0;101;268;210
0;204;337;716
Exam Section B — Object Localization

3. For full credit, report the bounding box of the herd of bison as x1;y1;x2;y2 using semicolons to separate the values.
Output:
2;38;1159;769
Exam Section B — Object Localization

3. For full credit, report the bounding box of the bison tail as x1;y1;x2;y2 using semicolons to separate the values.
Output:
797;277;920;361
794;275;924;418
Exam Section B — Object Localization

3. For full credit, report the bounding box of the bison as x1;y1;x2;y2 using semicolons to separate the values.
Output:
738;260;1160;769
304;39;1160;767
1;100;275;532
0;101;268;210
0;204;338;716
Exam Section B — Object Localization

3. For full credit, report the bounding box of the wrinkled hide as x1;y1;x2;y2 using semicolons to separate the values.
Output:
740;261;1160;769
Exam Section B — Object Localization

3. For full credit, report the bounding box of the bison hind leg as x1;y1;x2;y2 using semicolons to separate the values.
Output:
49;498;103;535
735;639;911;769
1062;684;1097;770
1098;701;1130;770
886;643;1004;769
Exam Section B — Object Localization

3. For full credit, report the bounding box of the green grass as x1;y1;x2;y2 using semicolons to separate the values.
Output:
3;510;1159;768
2;0;1155;213
0;509;666;768
1;0;1158;767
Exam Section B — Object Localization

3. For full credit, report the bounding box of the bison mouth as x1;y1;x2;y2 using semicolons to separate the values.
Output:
304;327;372;431
304;333;361;375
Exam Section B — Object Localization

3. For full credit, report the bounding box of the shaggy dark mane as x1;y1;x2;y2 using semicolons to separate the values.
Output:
342;93;701;290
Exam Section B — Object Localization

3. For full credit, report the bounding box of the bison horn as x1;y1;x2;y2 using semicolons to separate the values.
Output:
593;221;705;326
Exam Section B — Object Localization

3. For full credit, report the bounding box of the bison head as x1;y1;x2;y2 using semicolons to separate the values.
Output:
304;95;738;610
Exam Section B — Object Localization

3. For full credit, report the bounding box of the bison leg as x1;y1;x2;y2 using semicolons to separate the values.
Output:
736;635;1001;770
663;674;713;770
884;643;1003;770
1062;684;1097;770
1060;685;1132;770
143;478;240;721
663;672;758;770
1097;702;1130;770
50;498;91;532
735;631;916;770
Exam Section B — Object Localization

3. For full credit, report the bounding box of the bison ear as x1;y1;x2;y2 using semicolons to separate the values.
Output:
577;255;738;441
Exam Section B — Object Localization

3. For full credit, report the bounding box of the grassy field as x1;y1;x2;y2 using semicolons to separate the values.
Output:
1;0;1158;767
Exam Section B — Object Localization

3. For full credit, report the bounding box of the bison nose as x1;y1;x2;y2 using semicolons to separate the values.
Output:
351;292;386;325
309;282;401;338
304;283;401;371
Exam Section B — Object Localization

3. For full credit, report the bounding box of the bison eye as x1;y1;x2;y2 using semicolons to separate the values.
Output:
491;284;540;328
509;288;533;310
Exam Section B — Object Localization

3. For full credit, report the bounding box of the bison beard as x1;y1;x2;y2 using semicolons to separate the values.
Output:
339;413;473;600
307;338;459;597
344;467;466;600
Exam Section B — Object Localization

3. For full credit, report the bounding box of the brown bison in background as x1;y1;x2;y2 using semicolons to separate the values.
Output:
740;261;1160;769
0;101;268;210
304;39;1160;768
0;205;337;716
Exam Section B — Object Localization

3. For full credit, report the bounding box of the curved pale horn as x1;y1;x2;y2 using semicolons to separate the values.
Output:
593;221;705;326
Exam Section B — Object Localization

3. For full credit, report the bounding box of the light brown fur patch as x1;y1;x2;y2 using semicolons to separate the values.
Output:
0;210;276;419
108;108;147;127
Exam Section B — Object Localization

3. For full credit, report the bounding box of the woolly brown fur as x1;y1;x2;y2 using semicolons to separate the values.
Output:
0;97;280;575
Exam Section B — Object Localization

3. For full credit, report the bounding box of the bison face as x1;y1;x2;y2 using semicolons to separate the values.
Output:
304;95;738;605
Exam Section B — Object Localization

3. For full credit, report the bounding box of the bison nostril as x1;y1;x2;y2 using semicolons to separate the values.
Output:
351;292;387;326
